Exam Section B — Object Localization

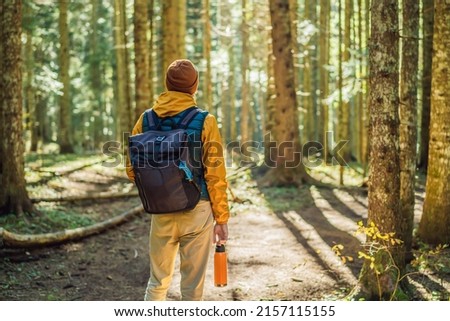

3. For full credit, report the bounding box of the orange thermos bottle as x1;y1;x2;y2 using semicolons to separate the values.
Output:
214;244;227;287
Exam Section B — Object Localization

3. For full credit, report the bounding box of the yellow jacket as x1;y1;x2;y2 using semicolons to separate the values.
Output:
126;91;230;224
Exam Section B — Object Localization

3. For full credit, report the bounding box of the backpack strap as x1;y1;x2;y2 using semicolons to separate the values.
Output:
145;109;160;130
177;107;200;129
143;106;200;131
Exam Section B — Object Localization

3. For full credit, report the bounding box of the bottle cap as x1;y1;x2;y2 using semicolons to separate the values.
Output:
215;244;226;252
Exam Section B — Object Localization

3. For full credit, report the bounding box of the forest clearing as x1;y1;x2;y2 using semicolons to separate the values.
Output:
1;0;450;303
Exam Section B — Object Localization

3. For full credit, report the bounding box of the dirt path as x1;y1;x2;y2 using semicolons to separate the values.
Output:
2;165;443;301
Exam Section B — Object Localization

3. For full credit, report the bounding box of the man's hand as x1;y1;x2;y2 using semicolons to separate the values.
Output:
213;223;228;245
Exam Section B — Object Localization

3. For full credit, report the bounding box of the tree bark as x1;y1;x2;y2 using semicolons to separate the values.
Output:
114;0;132;143
134;0;151;119
202;0;212;110
240;0;250;144
264;0;308;186
319;0;329;153
90;0;104;150
418;0;434;170
418;0;450;245
58;1;74;153
356;0;403;300
229;38;237;142
303;0;314;143
0;0;37;216
399;0;419;258
148;0;154;101
24;3;38;152
162;0;186;73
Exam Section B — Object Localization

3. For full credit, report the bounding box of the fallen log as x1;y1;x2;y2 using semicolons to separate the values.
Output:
32;191;139;203
28;157;108;186
0;205;144;248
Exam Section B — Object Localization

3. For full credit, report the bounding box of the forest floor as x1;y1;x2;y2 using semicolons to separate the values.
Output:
0;154;449;301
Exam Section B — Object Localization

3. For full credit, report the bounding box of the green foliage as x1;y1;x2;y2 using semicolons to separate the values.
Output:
411;243;450;274
0;209;94;234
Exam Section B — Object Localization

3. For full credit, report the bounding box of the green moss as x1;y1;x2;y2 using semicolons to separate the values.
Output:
0;209;95;234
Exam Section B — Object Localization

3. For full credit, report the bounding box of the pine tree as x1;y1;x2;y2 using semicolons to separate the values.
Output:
399;0;419;257
134;0;151;119
264;0;308;186
418;0;450;245
58;1;74;153
355;0;403;299
0;0;37;215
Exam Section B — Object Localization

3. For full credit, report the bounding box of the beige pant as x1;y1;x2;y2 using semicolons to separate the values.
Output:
144;200;214;301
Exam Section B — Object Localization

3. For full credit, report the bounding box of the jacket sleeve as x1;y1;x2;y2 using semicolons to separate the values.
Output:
201;114;230;224
125;113;145;182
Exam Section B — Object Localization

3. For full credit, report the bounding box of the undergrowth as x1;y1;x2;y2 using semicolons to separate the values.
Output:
0;209;94;234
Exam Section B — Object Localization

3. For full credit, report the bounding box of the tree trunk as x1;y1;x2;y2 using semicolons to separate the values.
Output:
361;0;370;175
356;0;403;300
337;0;346;185
0;0;37;216
310;0;319;142
264;0;308;186
162;0;186;73
357;0;367;167
240;0;250;144
58;1;74;153
0;0;4;206
343;0;352;161
319;0;329;153
113;0;132;143
229;38;237;142
148;0;154;101
202;0;212;110
24;4;38;152
418;0;450;245
303;0;314;143
264;38;276;168
134;0;151;119
90;0;104;150
399;0;419;258
418;0;434;170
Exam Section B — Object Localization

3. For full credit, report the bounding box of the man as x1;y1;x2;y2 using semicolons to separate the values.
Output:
126;59;230;301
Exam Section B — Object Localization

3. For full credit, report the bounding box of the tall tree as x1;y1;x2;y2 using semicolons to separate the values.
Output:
337;0;346;185
318;0;329;151
58;1;74;153
265;0;308;185
134;0;151;119
202;0;212;110
418;0;435;170
148;0;154;101
228;36;237;142
89;0;104;149
303;0;314;142
240;0;250;144
162;0;186;72
357;0;368;168
0;0;37;215
114;0;132;143
356;0;403;299
418;0;450;245
399;0;419;257
24;3;38;152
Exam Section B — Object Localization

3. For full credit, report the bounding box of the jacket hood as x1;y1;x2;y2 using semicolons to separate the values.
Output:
152;91;197;117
